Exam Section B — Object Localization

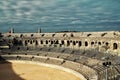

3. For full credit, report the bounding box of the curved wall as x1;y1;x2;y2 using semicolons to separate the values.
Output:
0;55;98;80
3;31;120;55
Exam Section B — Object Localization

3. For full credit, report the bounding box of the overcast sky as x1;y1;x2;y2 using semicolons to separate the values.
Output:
0;0;120;32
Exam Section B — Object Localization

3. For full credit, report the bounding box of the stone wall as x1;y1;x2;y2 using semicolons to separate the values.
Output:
3;31;120;55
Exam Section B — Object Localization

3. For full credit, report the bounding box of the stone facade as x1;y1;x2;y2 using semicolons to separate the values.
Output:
3;31;120;55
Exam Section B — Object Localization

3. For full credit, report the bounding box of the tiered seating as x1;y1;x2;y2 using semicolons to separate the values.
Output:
93;64;120;80
46;52;60;58
115;65;120;74
93;65;106;72
0;55;17;60
45;58;63;65
1;46;120;80
77;64;97;80
32;56;47;63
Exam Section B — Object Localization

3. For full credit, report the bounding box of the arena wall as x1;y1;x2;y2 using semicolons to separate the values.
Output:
3;31;120;55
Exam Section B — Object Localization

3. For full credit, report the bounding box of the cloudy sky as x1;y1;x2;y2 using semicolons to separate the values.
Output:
0;0;120;32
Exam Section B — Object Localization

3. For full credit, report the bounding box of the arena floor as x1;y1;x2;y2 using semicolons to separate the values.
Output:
0;61;81;80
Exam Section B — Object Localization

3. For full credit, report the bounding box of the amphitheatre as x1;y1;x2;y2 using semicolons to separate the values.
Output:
0;29;120;80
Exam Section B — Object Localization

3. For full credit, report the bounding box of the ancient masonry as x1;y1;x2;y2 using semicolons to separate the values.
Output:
0;30;120;80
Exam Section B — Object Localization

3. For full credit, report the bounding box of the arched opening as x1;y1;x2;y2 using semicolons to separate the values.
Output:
106;42;109;46
13;38;18;46
98;42;101;45
101;33;107;37
28;40;30;42
70;33;74;37
33;40;35;42
25;40;28;46
67;41;70;46
46;40;48;44
31;34;34;37
73;41;76;45
113;43;118;50
41;34;45;37
30;40;32;44
19;40;23;45
52;34;55;37
91;42;94;46
36;40;38;45
55;40;59;44
85;41;88;46
20;34;23;38
17;47;20;50
87;34;91;37
41;40;43;44
79;41;82;47
63;34;67;37
70;40;72;43
61;40;64;45
51;41;54;44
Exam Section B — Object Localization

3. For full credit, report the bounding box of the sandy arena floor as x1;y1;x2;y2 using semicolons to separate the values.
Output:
0;62;81;80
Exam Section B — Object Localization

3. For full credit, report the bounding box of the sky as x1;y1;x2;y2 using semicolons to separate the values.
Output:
0;0;120;32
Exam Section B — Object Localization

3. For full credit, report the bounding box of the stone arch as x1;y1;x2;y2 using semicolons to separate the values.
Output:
85;41;88;46
79;41;82;47
67;40;70;46
41;34;45;37
31;34;34;37
36;40;38;45
70;33;74;37
20;34;23;38
98;42;101;45
63;34;67;37
52;34;55;37
19;40;23;45
55;40;59;44
40;40;43;44
51;40;54;44
61;40;64;45
76;41;78;43
73;41;76;45
91;42;94;46
46;40;48;44
28;40;30;42
87;34;91;37
113;43;118;50
17;47;20;50
25;40;28;46
33;39;36;43
30;40;33;44
70;40;72;43
106;42;109;46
